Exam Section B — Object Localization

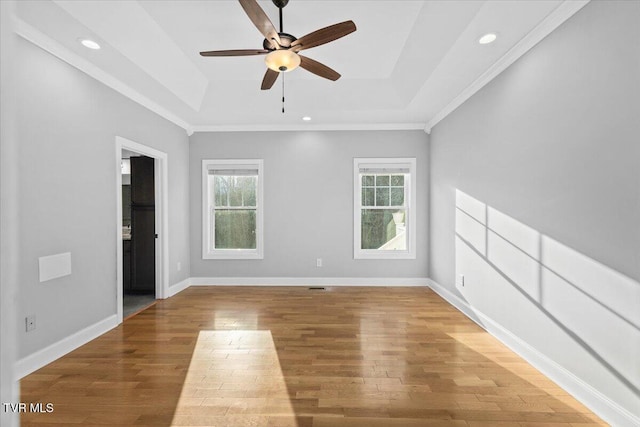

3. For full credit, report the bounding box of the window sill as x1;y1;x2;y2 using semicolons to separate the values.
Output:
354;251;416;260
203;251;263;260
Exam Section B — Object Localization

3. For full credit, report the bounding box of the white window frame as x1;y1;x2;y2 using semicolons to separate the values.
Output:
202;159;264;259
354;157;417;260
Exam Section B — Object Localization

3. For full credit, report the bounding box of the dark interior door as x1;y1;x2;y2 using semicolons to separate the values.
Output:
130;156;155;294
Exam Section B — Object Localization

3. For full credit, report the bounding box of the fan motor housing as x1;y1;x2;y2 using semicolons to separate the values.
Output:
263;32;297;50
272;0;289;8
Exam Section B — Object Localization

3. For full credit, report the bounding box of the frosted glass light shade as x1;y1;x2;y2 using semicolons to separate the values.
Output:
265;50;300;72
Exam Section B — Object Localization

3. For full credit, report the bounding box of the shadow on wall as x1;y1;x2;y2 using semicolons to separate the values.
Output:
454;189;640;399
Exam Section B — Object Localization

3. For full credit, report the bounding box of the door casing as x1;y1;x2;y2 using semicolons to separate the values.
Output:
115;136;169;324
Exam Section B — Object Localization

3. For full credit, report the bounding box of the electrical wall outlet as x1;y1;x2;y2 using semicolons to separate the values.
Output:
25;315;36;332
457;274;465;287
177;261;181;271
316;258;323;267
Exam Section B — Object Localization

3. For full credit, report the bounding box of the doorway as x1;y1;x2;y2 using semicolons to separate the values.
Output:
115;137;169;324
121;151;156;318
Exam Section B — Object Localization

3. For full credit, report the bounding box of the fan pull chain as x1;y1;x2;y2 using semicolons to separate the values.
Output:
282;72;285;113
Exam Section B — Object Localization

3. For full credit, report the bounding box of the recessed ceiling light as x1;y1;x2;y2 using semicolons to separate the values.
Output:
302;116;312;121
79;39;101;50
478;33;497;45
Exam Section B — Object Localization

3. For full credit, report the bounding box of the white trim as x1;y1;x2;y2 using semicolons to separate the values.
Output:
191;123;426;133
426;279;484;326
202;159;264;260
427;279;640;427
16;276;188;380
13;18;193;135
11;2;588;137
190;277;429;286
167;278;191;298
15;315;117;380
424;0;590;133
11;18;422;136
1;3;20;424
115;137;169;324
353;158;417;260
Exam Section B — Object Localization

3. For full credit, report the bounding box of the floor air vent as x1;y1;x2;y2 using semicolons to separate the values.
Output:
308;287;326;290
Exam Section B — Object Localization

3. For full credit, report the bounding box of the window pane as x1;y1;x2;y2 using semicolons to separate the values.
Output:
362;175;374;186
375;175;390;186
220;176;256;207
361;209;407;250
390;175;404;186
390;187;404;206
362;188;375;206
241;177;257;206
228;179;242;206
214;176;228;207
375;187;390;206
214;209;256;249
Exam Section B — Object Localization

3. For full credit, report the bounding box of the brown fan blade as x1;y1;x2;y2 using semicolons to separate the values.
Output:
238;0;281;48
299;55;341;81
200;49;269;57
290;20;356;51
261;68;279;90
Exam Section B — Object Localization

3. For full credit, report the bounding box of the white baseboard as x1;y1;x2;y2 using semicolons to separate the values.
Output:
189;277;429;287
15;314;117;380
427;279;640;427
166;277;190;298
21;277;636;426
15;278;425;379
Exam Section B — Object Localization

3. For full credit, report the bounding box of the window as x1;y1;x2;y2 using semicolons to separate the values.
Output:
354;158;416;259
202;159;263;259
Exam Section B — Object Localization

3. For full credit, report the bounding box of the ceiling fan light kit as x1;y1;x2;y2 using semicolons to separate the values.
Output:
265;49;300;72
200;0;356;93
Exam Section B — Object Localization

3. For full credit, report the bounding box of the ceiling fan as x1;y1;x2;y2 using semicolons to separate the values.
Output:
200;0;356;90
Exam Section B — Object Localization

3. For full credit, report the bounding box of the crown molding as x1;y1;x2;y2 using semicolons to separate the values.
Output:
424;0;590;134
13;0;589;137
13;17;193;135
191;122;426;133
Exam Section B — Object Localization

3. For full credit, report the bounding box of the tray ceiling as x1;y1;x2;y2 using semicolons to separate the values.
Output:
14;0;588;133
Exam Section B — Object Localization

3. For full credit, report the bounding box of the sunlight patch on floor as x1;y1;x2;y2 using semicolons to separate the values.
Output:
171;330;297;426
446;331;567;393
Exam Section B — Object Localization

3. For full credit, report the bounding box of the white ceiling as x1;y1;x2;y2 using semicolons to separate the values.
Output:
14;0;588;133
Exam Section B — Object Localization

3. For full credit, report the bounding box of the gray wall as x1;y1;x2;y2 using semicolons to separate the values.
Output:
430;0;639;419
15;38;191;359
190;130;429;279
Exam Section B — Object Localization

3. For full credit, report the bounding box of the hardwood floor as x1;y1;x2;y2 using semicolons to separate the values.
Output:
21;286;606;426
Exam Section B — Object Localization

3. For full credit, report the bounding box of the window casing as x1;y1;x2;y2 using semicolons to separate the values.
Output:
354;158;416;259
202;159;263;259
